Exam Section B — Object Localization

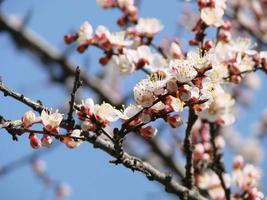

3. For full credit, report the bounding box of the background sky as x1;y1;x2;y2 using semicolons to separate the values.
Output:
0;0;267;200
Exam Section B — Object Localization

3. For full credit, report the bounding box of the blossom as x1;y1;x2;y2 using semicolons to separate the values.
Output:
201;6;224;27
108;31;133;48
117;0;134;8
96;0;114;8
95;25;111;42
166;114;183;128
94;102;124;122
41;110;63;132
200;0;226;27
133;78;166;107
198;86;235;126
21;111;36;128
166;96;184;112
32;159;46;174
64;129;83;149
110;54;136;74
169;42;183;59
77;21;93;44
139;126;157;139
124;45;154;68
134;18;163;37
169;59;197;83
41;135;53;147
122;104;143;119
78;98;124;124
56;183;71;199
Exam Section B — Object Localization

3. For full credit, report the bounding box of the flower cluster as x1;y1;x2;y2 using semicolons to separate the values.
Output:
198;0;227;27
12;1;267;199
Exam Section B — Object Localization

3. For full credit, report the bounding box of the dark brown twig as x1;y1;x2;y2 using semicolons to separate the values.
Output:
66;66;81;131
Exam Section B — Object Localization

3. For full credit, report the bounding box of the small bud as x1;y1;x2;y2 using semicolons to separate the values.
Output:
139;126;157;139
77;44;88;53
166;115;183;128
56;183;71;199
22;111;36;128
32;159;46;174
99;56;110;65
189;39;199;46
204;40;213;51
29;134;42;149
218;30;231;43
63;129;82;149
233;155;244;169
64;34;76;44
41;135;53;147
223;20;232;30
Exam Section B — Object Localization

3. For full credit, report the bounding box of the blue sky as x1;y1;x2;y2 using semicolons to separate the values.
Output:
0;0;267;199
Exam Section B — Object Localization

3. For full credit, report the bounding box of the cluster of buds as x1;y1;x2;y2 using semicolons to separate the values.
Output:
232;155;264;200
64;21;132;54
21;110;62;149
96;0;138;27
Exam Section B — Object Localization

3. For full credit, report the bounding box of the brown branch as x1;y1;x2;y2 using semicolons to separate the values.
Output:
66;66;81;131
144;137;185;178
82;131;207;200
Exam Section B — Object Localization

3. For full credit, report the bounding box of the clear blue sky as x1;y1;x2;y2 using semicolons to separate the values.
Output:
0;0;266;199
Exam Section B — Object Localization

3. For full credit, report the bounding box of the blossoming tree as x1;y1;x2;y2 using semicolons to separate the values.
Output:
1;0;267;199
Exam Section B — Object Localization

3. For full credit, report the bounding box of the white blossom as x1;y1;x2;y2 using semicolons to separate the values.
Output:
135;18;163;37
41;110;63;132
169;59;197;83
22;111;36;128
77;21;93;44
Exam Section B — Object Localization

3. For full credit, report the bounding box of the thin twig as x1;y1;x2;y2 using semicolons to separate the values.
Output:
66;66;81;131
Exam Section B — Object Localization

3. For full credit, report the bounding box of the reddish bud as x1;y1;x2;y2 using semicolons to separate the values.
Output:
77;45;88;53
64;34;76;44
189;39;199;46
166;115;183;128
204;40;213;51
223;20;232;30
99;56;110;66
29;134;42;149
139;126;157;139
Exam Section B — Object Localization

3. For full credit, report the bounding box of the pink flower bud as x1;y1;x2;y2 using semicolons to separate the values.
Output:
29;134;42;149
22;111;36;128
233;155;244;169
41;135;53;147
166;115;183;128
32;159;46;174
139;126;157;139
215;135;225;149
56;183;71;199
